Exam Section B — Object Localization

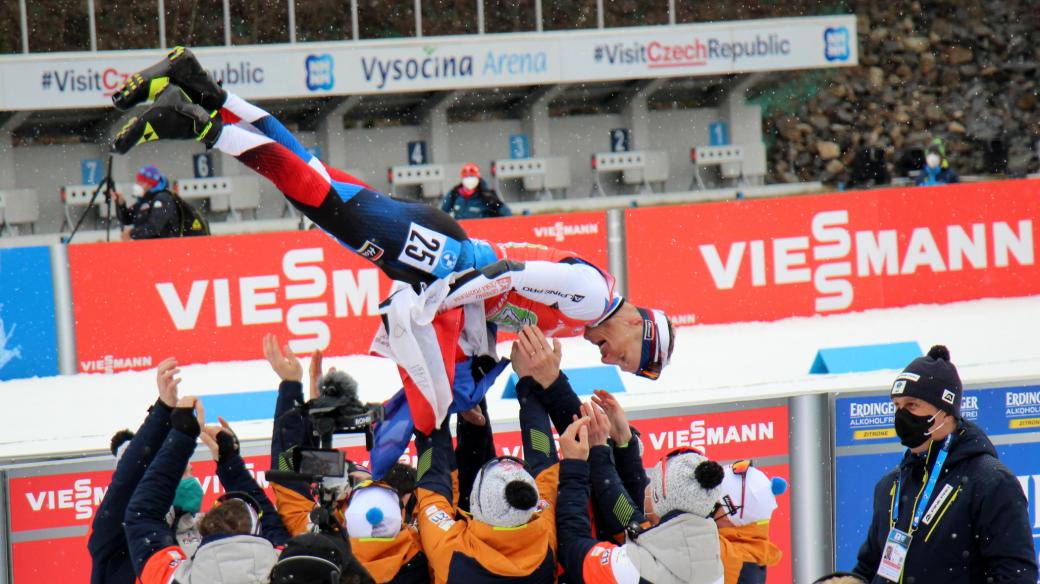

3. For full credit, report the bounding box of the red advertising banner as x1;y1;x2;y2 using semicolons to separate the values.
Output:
626;180;1040;325
68;212;606;373
7;404;788;583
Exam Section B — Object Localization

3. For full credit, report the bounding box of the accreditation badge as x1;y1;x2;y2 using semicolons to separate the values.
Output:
877;528;912;582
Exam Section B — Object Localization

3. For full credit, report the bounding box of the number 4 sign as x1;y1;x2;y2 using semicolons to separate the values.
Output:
407;141;428;166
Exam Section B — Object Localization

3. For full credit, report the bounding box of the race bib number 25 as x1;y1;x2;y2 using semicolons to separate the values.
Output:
398;223;461;277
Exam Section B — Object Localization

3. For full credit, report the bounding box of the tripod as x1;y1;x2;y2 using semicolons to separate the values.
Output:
64;155;117;244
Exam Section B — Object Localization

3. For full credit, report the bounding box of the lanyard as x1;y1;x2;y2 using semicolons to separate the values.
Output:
891;435;953;534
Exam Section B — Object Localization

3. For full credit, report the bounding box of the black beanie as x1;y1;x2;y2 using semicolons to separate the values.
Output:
890;345;963;417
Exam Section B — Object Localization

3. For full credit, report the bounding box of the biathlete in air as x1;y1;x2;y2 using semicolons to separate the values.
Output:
109;47;674;391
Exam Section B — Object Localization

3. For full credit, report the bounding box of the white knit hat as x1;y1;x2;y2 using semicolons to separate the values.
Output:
648;451;725;518
345;483;402;539
470;457;539;528
718;463;788;527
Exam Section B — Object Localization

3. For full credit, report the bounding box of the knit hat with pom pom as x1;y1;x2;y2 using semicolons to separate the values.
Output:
344;483;402;539
890;345;963;417
470;457;540;528
648;451;725;518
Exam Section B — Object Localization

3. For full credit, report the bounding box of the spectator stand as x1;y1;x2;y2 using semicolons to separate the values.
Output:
59;183;132;232
175;175;261;222
0;189;39;236
689;145;746;190
490;157;571;201
589;150;669;196
388;164;447;200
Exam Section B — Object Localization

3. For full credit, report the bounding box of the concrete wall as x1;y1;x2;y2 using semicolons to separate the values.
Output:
3;107;763;234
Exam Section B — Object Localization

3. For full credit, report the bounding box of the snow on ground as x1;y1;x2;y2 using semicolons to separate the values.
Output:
2;295;1038;461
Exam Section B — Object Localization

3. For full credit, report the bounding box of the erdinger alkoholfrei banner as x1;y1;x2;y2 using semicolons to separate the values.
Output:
833;385;1040;574
0;15;856;111
4;402;791;583
626;179;1040;326
68;212;606;373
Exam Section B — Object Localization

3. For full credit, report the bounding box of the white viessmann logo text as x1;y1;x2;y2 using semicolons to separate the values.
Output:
699;211;1034;312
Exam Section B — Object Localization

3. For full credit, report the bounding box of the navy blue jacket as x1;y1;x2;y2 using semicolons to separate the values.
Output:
852;420;1037;583
439;180;511;220
124;425;289;576
88;399;172;584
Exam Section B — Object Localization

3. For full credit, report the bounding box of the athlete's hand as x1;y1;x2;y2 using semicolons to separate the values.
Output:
263;333;302;382
156;357;181;408
510;325;561;389
559;416;592;461
591;389;632;445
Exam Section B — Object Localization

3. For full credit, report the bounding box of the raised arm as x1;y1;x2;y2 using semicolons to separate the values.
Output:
124;397;203;578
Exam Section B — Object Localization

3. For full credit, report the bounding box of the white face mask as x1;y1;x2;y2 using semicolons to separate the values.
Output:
461;176;480;190
132;183;146;198
925;153;941;169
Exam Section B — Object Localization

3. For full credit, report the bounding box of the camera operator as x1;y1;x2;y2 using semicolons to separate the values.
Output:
114;164;208;240
264;335;429;583
264;335;372;535
125;396;289;583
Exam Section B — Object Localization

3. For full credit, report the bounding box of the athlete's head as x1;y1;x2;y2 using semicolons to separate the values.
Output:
584;300;674;379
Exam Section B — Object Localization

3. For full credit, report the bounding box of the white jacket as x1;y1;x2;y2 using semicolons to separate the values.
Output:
624;513;724;584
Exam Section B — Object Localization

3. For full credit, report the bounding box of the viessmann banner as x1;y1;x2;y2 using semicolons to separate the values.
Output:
0;15;856;110
626;179;1040;325
68;212;606;373
4;404;790;583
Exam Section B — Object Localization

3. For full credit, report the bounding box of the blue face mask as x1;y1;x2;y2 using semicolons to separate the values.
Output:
173;477;204;515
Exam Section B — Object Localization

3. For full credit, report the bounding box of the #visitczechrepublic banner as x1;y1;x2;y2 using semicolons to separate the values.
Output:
626;179;1040;326
0;15;856;111
68;213;606;373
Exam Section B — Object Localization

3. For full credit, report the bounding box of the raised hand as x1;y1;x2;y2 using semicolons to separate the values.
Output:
509;325;562;389
263;333;302;382
581;402;610;447
156;357;181;408
591;389;633;445
308;348;324;400
559;415;592;461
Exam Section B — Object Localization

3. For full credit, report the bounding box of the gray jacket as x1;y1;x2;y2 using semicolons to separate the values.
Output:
624;512;724;584
172;534;279;583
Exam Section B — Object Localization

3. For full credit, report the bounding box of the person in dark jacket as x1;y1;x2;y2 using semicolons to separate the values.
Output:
852;345;1037;584
439;162;511;220
124;395;290;583
915;143;959;186
87;357;181;584
115;164;181;239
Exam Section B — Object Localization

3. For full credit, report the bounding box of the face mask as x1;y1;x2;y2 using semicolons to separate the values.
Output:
132;183;146;198
173;477;204;514
893;408;939;449
925;153;941;169
461;176;480;190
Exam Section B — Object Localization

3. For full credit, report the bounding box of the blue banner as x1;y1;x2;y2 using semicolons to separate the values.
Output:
0;246;59;380
834;386;1040;575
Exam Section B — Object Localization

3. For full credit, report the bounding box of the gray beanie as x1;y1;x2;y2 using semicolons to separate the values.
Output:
470;458;539;528
648;452;725;518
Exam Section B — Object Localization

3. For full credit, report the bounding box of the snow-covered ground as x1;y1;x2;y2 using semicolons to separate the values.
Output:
2;295;1038;461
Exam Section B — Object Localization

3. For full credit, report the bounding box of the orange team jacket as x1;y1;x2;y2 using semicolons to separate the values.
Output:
352;528;426;583
717;522;783;584
272;482;347;537
415;464;560;584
